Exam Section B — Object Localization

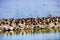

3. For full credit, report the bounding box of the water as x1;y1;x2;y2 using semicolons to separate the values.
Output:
0;32;60;40
0;0;60;19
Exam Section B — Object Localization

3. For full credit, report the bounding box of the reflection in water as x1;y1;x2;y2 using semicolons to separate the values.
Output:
0;28;60;40
0;28;60;35
0;29;60;40
0;32;60;40
0;28;60;34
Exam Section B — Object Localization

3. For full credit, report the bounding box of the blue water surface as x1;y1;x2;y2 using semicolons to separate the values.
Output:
0;32;60;40
0;0;60;19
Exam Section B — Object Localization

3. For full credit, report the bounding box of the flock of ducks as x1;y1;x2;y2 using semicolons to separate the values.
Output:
0;16;60;31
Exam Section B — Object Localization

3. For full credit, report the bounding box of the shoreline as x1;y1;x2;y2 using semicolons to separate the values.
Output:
0;16;60;32
0;28;60;34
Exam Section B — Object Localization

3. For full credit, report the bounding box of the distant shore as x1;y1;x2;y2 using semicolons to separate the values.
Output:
0;16;60;32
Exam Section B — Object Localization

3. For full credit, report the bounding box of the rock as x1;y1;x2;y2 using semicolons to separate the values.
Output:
10;27;14;31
